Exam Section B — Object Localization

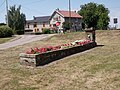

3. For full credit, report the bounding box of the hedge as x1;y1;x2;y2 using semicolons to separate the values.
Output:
0;26;13;38
16;30;24;35
42;28;51;34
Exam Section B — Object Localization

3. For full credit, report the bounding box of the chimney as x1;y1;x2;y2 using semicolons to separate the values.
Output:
33;16;36;20
56;8;59;11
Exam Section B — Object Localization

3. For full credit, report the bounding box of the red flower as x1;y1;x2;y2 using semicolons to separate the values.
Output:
26;48;35;54
34;47;39;52
46;46;53;51
39;48;47;53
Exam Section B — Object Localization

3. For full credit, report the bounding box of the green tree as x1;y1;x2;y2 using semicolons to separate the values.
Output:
0;23;6;26
78;2;110;30
8;5;26;34
96;5;110;30
62;22;71;31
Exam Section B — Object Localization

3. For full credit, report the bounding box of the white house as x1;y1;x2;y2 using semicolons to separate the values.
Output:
25;16;50;33
50;9;83;32
25;9;83;33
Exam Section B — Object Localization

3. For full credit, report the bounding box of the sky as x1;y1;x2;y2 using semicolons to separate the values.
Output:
0;0;120;28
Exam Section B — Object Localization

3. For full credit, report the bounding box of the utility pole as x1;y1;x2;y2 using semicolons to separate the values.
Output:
5;0;9;26
69;0;71;30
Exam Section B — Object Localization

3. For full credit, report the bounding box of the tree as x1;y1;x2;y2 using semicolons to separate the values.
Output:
8;5;26;34
96;5;110;30
62;22;71;31
0;23;6;26
78;2;110;30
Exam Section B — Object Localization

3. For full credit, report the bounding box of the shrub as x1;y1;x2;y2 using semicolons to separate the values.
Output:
42;28;51;34
35;32;42;35
0;26;13;38
62;22;71;31
0;23;6;26
16;30;24;35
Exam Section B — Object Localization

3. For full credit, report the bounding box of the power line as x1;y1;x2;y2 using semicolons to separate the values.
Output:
9;0;47;6
0;9;5;15
69;0;71;29
9;0;48;15
0;5;5;15
0;0;5;8
0;8;6;23
21;0;46;5
22;6;47;15
0;0;6;23
5;0;9;25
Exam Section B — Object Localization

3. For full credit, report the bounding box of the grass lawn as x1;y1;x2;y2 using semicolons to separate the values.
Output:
0;30;120;90
0;37;14;44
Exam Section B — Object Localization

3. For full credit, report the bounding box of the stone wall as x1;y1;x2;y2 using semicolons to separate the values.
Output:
19;41;97;67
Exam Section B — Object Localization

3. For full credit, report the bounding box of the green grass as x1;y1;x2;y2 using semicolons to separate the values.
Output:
0;30;120;90
0;37;13;44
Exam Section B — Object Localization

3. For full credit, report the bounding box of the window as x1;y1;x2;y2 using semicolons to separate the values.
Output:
34;23;37;28
37;28;39;31
53;24;56;27
43;23;45;27
49;24;52;27
58;16;61;21
28;24;29;28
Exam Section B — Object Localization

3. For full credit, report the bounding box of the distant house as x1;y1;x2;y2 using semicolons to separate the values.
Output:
25;9;83;33
50;9;83;32
25;16;50;33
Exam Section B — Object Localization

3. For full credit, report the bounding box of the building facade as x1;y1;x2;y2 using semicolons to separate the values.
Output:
25;9;83;33
25;16;50;33
50;9;83;32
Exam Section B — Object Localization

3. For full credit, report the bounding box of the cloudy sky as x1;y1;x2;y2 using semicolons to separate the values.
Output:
0;0;120;28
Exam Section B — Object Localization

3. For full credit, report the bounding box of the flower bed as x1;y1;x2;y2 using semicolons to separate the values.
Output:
19;40;97;67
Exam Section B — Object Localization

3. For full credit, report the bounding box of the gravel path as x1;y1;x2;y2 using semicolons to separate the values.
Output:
0;34;54;50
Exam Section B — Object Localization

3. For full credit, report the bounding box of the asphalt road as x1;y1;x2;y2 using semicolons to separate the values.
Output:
0;34;54;50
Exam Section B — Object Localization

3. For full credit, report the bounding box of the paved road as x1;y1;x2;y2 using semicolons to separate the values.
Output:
0;34;54;50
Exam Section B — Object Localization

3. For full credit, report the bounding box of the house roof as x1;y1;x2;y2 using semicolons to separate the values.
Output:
26;20;34;23
34;16;50;23
26;16;50;24
57;10;83;18
26;10;82;24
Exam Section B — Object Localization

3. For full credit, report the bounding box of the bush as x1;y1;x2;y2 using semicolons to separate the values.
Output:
35;32;42;35
62;22;71;31
0;26;13;38
16;30;24;35
0;23;6;26
42;28;51;34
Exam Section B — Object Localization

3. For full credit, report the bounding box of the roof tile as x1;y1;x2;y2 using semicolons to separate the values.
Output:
58;10;82;18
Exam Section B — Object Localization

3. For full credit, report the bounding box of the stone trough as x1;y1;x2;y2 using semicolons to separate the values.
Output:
19;29;97;67
19;41;97;67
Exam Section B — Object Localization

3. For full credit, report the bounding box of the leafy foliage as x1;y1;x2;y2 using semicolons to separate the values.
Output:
42;28;51;34
0;23;6;26
62;22;71;31
0;26;13;38
8;5;26;34
78;2;110;30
